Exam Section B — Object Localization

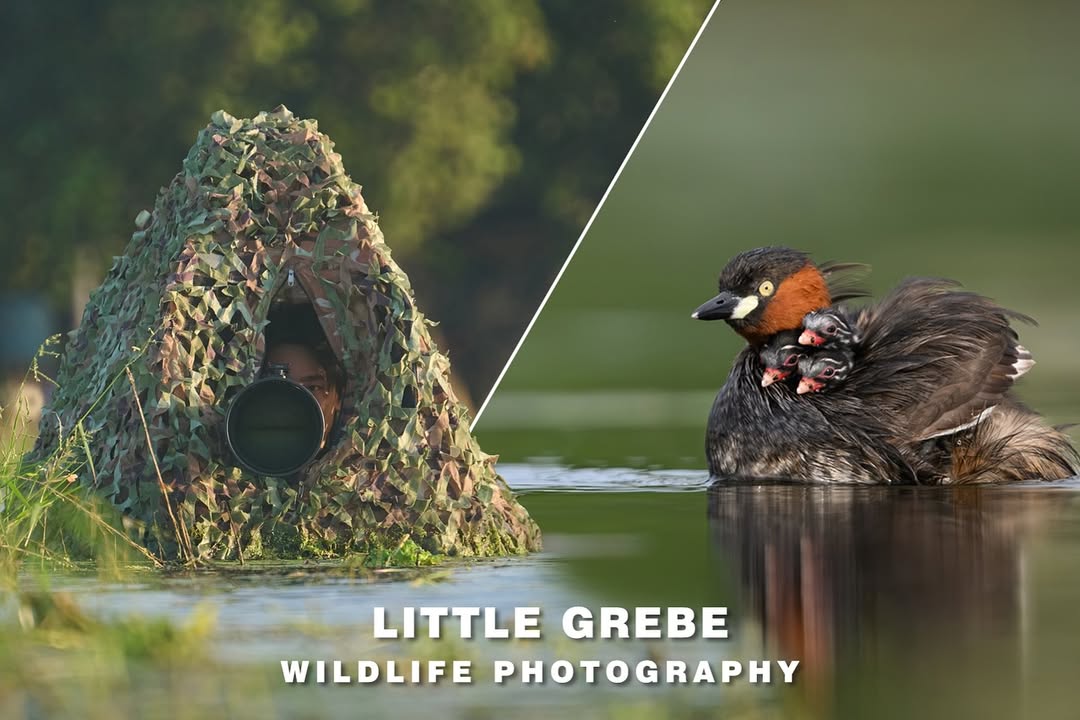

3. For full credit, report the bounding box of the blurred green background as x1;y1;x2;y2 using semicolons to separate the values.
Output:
478;0;1080;467
0;0;712;409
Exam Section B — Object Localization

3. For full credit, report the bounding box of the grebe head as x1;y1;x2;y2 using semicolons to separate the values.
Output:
692;247;834;346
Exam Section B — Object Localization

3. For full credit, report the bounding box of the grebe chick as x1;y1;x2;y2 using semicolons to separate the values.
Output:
796;347;854;395
799;309;860;348
693;247;1078;483
758;330;808;388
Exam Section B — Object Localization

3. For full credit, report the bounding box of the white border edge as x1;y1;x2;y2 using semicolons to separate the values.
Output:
471;0;725;431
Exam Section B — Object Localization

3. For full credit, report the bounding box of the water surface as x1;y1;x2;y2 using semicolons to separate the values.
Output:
17;465;1080;719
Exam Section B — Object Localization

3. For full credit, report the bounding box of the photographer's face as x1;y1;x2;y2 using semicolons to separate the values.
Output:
265;343;340;447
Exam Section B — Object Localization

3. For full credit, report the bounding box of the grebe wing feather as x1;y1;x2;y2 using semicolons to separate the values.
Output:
819;261;871;302
852;278;1037;442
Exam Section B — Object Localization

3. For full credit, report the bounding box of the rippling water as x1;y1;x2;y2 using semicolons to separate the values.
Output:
15;465;1080;718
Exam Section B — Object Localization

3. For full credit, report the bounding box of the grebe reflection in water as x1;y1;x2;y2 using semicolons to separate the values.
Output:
707;482;1062;718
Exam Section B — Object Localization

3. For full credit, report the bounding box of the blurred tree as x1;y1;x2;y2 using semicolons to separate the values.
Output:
1;0;711;400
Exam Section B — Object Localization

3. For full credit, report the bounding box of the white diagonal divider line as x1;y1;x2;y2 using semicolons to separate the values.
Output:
471;0;724;430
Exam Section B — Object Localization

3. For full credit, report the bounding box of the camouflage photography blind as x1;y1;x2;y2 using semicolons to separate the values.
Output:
34;107;541;561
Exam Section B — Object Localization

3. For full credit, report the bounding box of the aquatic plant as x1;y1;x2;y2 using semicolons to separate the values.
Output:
1;343;159;577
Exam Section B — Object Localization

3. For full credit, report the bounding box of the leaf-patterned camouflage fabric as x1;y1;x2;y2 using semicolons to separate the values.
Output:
33;107;541;561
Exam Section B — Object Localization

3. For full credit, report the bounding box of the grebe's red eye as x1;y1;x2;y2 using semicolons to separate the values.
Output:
783;353;799;367
822;367;836;378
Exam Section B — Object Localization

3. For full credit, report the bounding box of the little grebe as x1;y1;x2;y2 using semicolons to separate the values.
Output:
693;247;1078;484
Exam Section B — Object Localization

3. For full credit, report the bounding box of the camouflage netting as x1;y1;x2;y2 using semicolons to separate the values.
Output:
33;107;541;561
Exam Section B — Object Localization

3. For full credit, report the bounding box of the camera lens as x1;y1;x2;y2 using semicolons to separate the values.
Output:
225;377;325;476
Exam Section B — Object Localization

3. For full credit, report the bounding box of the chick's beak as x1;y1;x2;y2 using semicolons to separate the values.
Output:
798;330;825;346
761;369;786;387
691;291;741;321
797;377;823;394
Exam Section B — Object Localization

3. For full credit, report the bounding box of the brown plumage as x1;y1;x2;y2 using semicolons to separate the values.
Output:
830;279;1078;482
693;247;1079;484
753;265;832;344
838;279;1033;441
947;402;1078;484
